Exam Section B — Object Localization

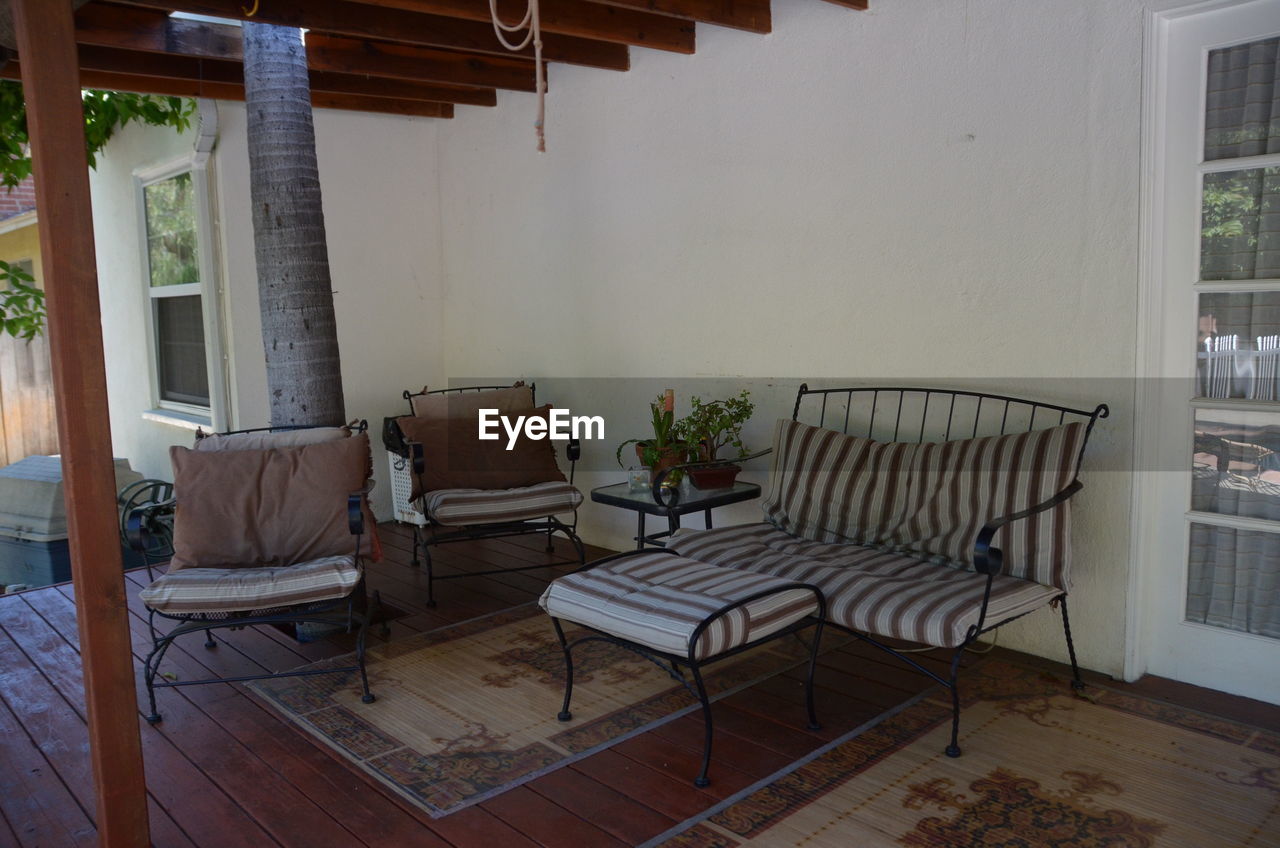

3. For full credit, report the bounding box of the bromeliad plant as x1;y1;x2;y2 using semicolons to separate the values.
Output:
0;260;45;339
616;389;687;469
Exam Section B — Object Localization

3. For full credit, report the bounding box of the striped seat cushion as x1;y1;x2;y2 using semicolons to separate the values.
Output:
670;523;1060;648
140;555;360;615
423;481;583;526
761;419;1085;590
539;552;820;660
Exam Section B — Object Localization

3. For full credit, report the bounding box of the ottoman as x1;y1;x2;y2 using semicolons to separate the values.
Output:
539;549;826;786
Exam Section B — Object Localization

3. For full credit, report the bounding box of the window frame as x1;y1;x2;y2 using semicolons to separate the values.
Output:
134;155;229;429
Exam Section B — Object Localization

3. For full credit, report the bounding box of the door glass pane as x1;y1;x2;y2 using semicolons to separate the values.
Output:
155;295;209;406
1200;167;1280;281
1197;292;1280;398
1193;409;1280;519
143;172;199;287
1187;522;1280;639
1205;36;1280;162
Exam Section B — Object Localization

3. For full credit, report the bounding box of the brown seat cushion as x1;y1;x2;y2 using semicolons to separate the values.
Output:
409;383;534;419
397;404;567;498
169;432;376;571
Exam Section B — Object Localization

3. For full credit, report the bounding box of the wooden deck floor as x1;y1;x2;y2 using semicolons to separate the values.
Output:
1;523;1277;847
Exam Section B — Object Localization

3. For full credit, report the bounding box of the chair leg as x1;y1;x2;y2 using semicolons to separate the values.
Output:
355;588;376;705
1060;595;1085;692
552;618;574;722
690;661;714;787
804;618;824;732
142;633;177;724
546;522;555;553
204;629;216;649
410;524;422;568
423;544;436;608
945;646;964;758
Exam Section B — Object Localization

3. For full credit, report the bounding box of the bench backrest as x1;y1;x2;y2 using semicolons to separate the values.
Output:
761;386;1108;590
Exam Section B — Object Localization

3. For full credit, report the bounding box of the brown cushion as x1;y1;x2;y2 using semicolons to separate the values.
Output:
398;404;566;498
409;383;534;419
169;432;374;571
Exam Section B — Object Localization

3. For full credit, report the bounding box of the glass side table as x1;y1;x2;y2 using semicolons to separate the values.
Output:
590;480;762;549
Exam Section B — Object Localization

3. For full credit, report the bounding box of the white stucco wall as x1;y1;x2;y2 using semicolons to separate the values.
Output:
91;104;444;517
89;0;1145;678
430;0;1143;676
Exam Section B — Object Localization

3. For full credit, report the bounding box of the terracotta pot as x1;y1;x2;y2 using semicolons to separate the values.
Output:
636;443;688;482
688;464;741;490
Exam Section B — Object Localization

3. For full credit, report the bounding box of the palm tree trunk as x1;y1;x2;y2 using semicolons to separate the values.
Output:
242;22;345;428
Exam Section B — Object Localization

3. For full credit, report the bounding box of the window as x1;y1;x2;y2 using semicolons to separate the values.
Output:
137;161;226;424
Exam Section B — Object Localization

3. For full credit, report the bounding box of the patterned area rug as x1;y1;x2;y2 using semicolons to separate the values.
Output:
249;604;814;817
656;660;1280;847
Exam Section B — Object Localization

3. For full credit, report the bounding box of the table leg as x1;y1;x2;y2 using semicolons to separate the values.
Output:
704;508;713;530
636;512;646;550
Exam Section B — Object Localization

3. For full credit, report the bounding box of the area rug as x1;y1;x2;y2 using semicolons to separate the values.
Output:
248;603;815;817
653;659;1280;847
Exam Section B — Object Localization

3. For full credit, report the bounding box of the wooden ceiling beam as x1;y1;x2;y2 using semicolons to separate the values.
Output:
65;44;498;104
2;61;457;117
107;0;628;71
332;0;695;53
581;0;769;34
302;33;537;91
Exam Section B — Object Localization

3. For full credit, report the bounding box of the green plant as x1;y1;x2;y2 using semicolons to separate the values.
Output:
0;260;45;339
0;82;194;189
616;390;686;468
677;389;755;463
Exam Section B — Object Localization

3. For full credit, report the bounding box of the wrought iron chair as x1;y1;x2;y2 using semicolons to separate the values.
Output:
384;383;586;606
127;422;382;723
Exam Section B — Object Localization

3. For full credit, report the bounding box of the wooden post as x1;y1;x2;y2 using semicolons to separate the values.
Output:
10;1;151;844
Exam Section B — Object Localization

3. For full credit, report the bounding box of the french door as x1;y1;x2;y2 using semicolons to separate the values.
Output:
1143;0;1280;704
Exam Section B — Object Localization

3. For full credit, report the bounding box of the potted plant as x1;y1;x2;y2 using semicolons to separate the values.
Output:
616;389;689;483
678;389;755;489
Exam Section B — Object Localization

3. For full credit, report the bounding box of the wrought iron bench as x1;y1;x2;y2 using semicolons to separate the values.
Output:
544;384;1108;775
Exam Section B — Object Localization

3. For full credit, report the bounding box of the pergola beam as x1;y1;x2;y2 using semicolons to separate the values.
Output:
582;0;770;33
9;0;151;844
100;0;628;70
303;33;538;91
309;0;695;53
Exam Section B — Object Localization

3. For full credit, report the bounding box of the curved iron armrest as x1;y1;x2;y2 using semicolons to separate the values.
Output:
125;496;177;553
348;489;372;536
651;448;773;508
969;479;1083;635
686;581;826;660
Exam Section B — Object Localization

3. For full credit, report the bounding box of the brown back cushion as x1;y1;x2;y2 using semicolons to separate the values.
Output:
409;384;534;419
169;432;374;571
398;404;566;497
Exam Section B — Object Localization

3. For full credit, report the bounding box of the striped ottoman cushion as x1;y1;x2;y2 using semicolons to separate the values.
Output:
423;481;583;526
140;555;360;614
540;552;820;660
670;523;1060;648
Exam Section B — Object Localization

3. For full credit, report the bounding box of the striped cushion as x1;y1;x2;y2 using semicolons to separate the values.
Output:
760;419;1084;590
761;418;917;547
539;552;820;660
892;422;1085;589
670;524;1060;648
423;481;583;526
140;555;360;614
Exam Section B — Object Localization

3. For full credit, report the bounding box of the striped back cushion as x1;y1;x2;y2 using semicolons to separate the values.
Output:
891;422;1086;590
760;419;1086;590
761;419;917;546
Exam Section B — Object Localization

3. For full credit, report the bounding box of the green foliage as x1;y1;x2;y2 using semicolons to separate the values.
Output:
0;81;194;189
1200;167;1277;279
677;390;755;462
0;260;45;340
143;172;200;286
616;392;686;468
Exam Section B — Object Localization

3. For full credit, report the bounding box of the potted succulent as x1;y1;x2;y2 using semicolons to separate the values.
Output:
678;389;755;489
616;389;690;483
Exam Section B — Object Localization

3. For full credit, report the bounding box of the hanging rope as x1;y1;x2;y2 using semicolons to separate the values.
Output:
489;0;546;152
